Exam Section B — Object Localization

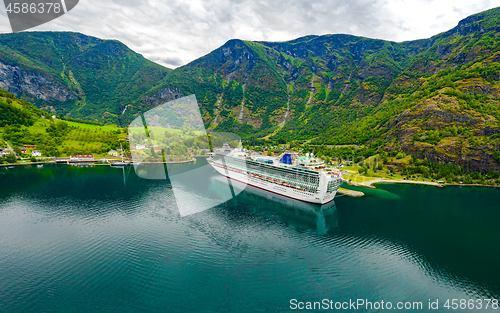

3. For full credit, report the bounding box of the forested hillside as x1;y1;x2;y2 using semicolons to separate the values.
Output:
0;8;499;172
0;88;41;127
0;32;171;124
132;7;500;173
0;90;126;158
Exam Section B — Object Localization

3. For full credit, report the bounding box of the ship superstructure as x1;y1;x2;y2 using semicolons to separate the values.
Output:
207;144;341;204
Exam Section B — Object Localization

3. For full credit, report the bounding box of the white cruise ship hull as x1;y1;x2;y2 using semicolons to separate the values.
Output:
208;159;337;205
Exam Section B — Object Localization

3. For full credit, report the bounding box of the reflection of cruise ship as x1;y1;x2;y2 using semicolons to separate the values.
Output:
210;175;338;234
207;145;341;204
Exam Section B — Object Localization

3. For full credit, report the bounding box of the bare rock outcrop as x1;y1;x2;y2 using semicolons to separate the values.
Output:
0;61;76;102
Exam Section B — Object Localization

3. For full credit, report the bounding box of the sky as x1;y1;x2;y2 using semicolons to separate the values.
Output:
0;0;498;69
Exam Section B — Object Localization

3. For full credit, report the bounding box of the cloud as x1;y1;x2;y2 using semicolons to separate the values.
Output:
151;55;184;68
0;0;496;68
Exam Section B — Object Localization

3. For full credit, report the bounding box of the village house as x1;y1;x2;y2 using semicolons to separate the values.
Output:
0;151;11;157
108;150;119;157
135;144;146;150
31;150;41;157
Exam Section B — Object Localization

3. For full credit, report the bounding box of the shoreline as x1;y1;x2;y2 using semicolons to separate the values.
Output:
443;183;500;189
2;161;498;190
341;176;442;189
133;158;196;165
337;188;365;197
341;176;500;189
0;161;57;167
360;178;442;188
0;158;197;167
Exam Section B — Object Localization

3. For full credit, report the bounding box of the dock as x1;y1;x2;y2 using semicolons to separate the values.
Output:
337;188;365;197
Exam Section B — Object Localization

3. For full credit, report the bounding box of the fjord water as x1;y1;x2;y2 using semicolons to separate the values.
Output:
0;162;499;312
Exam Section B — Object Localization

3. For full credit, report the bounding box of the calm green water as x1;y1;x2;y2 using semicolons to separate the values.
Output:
0;162;499;312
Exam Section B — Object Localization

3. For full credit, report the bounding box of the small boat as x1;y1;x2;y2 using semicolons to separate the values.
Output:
111;161;131;167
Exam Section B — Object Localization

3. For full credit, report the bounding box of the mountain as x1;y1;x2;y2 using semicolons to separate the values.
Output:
0;8;499;173
130;29;432;134
131;7;500;173
0;32;171;124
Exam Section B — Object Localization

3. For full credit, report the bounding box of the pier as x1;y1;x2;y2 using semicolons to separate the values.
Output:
337;188;365;197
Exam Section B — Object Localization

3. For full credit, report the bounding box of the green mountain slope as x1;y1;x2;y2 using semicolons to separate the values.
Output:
0;88;43;127
0;89;127;159
132;33;430;134
0;32;171;124
132;7;500;173
0;8;499;173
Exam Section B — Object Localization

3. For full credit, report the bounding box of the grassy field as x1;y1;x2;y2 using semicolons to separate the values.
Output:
342;171;408;184
335;153;436;184
0;117;127;159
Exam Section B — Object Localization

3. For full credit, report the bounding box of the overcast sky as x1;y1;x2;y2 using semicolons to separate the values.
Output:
0;0;497;68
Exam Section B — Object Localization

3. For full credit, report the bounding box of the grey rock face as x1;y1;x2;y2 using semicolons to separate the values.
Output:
141;87;185;107
0;61;76;102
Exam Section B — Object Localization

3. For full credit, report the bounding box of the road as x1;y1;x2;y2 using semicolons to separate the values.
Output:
4;141;17;159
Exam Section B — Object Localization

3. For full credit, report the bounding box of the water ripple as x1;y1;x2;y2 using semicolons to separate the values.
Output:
1;164;499;312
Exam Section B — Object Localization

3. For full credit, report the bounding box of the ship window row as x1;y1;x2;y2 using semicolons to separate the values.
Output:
327;180;341;193
225;157;320;177
248;168;319;187
249;171;318;193
219;159;320;185
293;189;313;197
246;163;319;182
252;161;318;176
213;159;320;192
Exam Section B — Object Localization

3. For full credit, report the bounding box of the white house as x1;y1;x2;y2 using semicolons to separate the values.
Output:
31;150;41;157
0;151;11;157
135;144;146;150
108;150;119;157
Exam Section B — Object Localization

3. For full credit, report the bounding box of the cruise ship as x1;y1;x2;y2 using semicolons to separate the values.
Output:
207;144;342;204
